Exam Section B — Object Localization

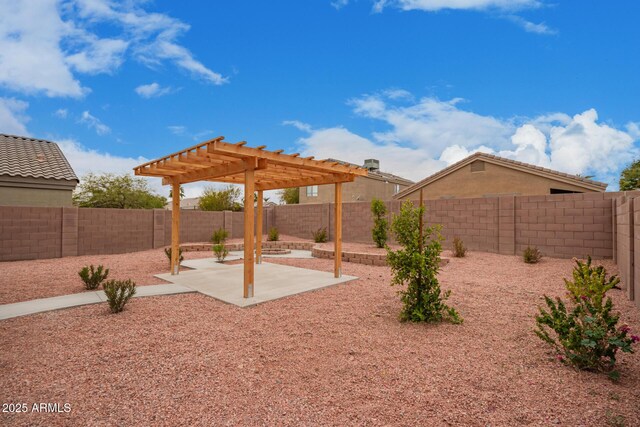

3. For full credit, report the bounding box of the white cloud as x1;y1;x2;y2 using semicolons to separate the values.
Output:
0;97;29;135
283;120;313;133
382;0;540;12
507;15;556;35
0;0;226;98
331;0;350;9
287;91;639;188
79;110;110;135
168;125;186;135
54;108;69;119
135;82;172;98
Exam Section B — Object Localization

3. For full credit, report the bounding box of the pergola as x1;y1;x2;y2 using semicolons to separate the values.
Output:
134;137;367;298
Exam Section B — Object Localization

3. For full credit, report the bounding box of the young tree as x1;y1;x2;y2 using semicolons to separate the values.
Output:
387;201;462;324
371;198;388;248
198;185;242;211
278;187;299;204
619;159;640;191
169;185;185;200
73;173;166;209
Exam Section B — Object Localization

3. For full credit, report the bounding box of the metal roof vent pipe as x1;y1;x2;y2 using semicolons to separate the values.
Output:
364;159;380;171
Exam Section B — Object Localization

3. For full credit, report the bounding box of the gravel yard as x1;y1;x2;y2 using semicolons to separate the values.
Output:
1;252;639;426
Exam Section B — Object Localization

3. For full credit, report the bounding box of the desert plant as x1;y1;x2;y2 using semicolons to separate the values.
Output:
371;198;388;248
164;247;184;267
524;246;542;264
268;227;279;241
452;237;467;258
386;201;462;324
211;228;229;245
312;227;328;243
103;279;136;313
78;265;109;290
212;243;229;262
535;257;638;377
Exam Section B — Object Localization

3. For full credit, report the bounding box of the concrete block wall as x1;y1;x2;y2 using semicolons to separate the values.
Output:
634;198;640;309
0;206;62;261
616;197;634;302
77;208;155;255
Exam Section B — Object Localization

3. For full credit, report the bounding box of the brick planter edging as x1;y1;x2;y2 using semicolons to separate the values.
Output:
179;241;449;268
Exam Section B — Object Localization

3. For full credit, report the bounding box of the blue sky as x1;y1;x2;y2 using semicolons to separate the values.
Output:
0;0;638;198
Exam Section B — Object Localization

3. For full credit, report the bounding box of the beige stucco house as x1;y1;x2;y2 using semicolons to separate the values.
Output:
0;134;79;207
300;158;413;204
395;152;607;201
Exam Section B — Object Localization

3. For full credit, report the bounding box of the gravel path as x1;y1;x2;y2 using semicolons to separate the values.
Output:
1;252;639;426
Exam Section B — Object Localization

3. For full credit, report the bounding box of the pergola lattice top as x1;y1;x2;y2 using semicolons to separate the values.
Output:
134;136;367;189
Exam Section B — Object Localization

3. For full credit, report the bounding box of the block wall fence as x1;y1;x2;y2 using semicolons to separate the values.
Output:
0;191;638;308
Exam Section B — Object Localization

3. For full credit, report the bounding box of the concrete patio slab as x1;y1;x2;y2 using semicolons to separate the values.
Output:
155;261;357;307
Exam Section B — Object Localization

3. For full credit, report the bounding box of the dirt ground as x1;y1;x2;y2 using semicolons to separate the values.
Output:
1;251;639;426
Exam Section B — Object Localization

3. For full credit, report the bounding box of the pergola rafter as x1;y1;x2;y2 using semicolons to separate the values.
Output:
134;137;367;299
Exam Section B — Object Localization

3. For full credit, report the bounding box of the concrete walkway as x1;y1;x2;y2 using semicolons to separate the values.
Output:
0;284;194;321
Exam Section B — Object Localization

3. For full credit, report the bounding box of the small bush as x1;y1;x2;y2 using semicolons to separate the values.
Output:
268;227;279;241
387;201;462;324
535;257;638;378
524;246;542;264
78;265;109;290
164;247;184;267
452;237;467;258
103;279;136;313
211;228;229;244
212;243;229;262
371;198;388;248
312;227;328;243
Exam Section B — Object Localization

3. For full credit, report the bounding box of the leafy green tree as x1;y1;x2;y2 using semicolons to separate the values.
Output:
73;173;166;209
169;185;185;200
198;185;242;211
278;187;299;204
371;198;388;248
619;159;640;191
387;201;462;324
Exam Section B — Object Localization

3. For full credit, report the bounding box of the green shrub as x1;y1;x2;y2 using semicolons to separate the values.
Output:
452;237;467;258
78;265;109;290
524;246;542;264
386;201;462;324
312;227;328;243
268;227;279;241
164;247;184;267
371;198;388;248
535;257;638;378
103;279;136;313
212;243;229;262
211;228;229;244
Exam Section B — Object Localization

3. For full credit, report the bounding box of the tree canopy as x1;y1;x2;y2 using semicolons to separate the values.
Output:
198;185;242;211
73;173;167;209
619;159;640;191
278;187;299;204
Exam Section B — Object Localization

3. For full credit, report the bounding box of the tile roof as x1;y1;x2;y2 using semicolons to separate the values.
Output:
0;134;78;182
395;152;607;199
324;158;414;185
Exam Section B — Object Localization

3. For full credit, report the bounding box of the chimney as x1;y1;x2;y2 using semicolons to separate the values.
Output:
364;159;380;171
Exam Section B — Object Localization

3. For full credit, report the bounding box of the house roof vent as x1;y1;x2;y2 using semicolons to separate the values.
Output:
364;159;380;171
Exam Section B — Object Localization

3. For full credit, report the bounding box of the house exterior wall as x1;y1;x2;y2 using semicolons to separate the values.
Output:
299;176;410;204
0;186;73;207
398;161;602;201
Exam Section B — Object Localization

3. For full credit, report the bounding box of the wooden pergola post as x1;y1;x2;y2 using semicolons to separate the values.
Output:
244;162;255;298
256;190;263;264
334;182;342;278
170;179;181;275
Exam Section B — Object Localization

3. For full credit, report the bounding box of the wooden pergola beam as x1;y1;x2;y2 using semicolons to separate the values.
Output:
244;159;255;298
161;158;267;185
255;173;354;191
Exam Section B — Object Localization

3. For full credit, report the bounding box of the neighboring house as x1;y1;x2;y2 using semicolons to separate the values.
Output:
165;197;200;210
395;152;607;201
299;159;414;204
0;134;79;207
